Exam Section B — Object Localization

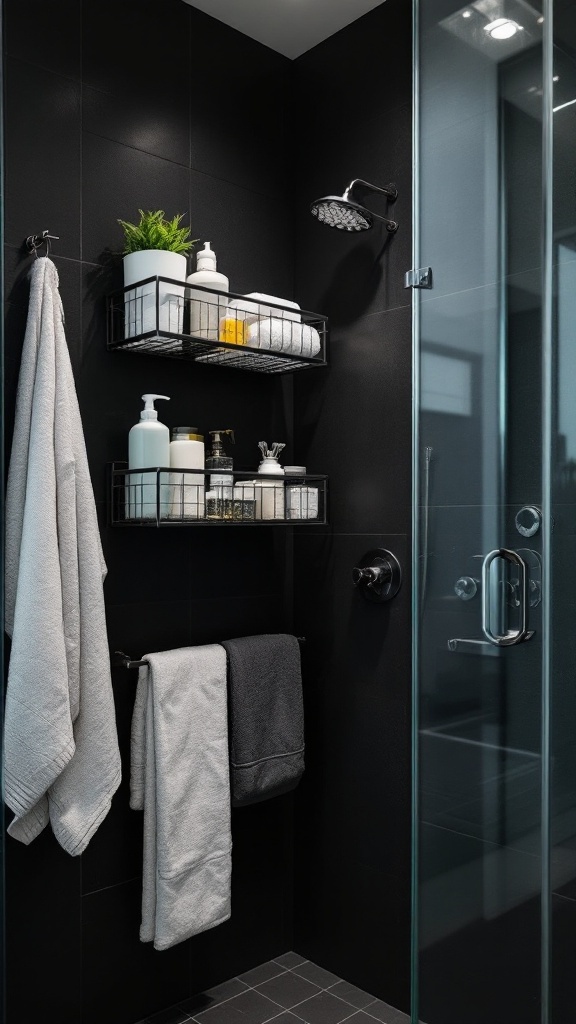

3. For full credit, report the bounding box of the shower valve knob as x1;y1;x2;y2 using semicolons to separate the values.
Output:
352;548;402;603
454;576;479;601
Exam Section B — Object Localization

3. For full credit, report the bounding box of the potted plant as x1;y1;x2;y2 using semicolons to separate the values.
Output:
118;210;197;341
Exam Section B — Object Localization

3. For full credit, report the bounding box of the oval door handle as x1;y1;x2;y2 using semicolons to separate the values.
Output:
482;548;534;646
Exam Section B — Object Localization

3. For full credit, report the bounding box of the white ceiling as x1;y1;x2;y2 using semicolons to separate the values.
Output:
183;0;387;59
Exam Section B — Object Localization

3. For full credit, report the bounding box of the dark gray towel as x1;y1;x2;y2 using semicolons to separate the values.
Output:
222;634;304;807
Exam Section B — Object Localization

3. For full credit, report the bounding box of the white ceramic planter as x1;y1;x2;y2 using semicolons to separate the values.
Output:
123;250;187;342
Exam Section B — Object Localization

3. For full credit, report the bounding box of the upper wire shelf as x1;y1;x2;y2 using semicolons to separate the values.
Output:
107;276;328;375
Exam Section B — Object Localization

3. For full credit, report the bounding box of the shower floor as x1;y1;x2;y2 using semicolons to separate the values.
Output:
136;951;410;1024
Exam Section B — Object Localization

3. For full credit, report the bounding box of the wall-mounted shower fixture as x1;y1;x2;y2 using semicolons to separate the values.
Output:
352;548;402;602
310;179;398;233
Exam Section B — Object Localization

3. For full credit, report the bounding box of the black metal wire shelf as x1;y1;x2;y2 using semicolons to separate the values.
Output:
109;464;329;527
107;276;328;375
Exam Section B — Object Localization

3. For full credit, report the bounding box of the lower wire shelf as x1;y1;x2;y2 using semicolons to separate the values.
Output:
109;463;328;526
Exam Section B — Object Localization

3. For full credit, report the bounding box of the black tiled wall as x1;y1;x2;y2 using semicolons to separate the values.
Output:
3;1;414;1022
3;3;297;1023
291;2;413;1013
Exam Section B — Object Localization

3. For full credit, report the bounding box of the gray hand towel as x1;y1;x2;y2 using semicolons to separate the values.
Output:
222;634;304;807
4;257;121;854
130;646;232;950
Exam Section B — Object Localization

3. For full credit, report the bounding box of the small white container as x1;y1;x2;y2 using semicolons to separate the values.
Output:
254;479;285;520
169;427;205;520
285;466;319;520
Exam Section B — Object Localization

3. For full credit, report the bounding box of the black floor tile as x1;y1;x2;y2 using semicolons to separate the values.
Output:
146;1006;193;1024
179;979;249;1017
239;962;288;987
273;952;308;969
291;992;356;1024
365;1003;411;1024
328;983;375;1010
193;989;284;1024
293;963;341;990
256;972;321;1009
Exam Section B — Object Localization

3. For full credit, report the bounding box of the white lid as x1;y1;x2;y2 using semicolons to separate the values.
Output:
141;393;169;420
197;241;217;271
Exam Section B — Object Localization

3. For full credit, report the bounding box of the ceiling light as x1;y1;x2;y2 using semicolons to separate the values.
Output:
537;16;544;23
462;9;472;17
484;17;520;39
553;75;560;82
553;97;576;113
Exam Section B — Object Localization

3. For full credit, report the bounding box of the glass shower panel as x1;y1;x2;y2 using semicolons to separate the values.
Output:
413;2;546;1022
550;3;576;1020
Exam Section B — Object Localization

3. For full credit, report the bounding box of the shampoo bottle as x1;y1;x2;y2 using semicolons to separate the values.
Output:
127;394;170;520
187;241;229;341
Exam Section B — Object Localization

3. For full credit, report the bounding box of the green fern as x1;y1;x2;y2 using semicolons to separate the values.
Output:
118;210;198;255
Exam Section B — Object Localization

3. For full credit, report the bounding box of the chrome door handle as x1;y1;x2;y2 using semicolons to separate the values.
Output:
482;548;534;646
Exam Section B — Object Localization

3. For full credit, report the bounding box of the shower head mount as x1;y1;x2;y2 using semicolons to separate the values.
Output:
310;179;398;233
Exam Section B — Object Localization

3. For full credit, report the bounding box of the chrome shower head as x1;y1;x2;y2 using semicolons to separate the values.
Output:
310;179;398;233
311;197;373;232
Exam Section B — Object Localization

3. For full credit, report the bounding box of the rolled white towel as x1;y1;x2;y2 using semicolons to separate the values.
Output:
244;293;302;323
249;318;321;357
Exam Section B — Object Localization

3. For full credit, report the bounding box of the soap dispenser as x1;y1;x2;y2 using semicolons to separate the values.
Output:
205;429;235;519
127;394;170;520
187;241;229;341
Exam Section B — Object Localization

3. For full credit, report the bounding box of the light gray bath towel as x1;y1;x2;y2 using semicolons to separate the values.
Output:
4;257;121;854
130;646;232;950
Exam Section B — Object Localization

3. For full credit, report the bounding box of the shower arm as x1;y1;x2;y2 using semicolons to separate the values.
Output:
344;178;399;205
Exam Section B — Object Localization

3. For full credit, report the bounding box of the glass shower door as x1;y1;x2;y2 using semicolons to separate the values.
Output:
412;2;548;1022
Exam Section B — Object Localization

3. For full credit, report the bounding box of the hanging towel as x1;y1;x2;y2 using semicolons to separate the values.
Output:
130;646;232;951
221;634;304;807
4;257;121;855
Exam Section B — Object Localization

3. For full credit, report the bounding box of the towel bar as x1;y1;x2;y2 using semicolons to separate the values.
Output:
113;637;306;670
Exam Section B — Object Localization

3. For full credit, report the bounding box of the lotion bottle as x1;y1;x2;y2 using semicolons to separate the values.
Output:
187;242;229;341
127;394;170;520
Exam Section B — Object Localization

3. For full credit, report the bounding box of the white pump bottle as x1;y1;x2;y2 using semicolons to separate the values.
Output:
187;241;229;341
127;394;170;520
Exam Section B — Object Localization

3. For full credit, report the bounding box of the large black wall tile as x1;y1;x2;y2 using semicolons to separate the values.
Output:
294;2;412;137
187;7;292;199
82;878;191;1024
4;0;81;79
188;169;295;299
81;134;191;264
294;102;412;321
293;532;411;1007
4;58;81;258
5;824;82;1024
82;0;190;166
295;307;412;534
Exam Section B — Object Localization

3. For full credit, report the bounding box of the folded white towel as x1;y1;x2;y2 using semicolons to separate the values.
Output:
248;318;321;357
4;257;121;855
130;646;231;950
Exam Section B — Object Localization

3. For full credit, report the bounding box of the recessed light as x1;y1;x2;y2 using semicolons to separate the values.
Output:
462;10;472;17
537;16;544;23
484;17;520;40
553;75;560;82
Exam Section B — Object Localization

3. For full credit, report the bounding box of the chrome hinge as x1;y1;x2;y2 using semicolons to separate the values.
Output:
404;266;432;289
